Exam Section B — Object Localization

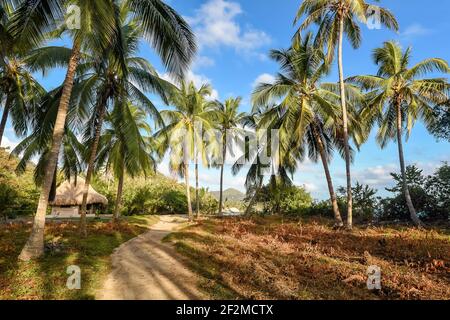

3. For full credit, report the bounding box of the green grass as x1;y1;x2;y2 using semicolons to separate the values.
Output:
0;215;159;300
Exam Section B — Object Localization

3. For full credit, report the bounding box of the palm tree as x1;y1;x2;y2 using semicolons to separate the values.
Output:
95;103;155;222
252;34;365;227
213;97;246;216
156;81;215;220
295;0;398;229
0;5;45;146
12;86;87;190
231;110;267;215
12;0;196;260
348;41;450;226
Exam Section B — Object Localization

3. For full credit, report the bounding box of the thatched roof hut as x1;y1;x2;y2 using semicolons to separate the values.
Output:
50;177;108;207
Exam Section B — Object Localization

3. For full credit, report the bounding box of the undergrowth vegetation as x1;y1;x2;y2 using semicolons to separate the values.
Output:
165;217;450;300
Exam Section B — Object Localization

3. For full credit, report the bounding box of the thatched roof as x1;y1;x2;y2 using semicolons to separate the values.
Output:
50;177;108;207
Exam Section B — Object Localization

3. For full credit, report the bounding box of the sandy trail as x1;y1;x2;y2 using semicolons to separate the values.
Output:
97;215;205;300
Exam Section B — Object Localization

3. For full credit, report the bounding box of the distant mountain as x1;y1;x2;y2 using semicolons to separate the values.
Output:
211;188;245;201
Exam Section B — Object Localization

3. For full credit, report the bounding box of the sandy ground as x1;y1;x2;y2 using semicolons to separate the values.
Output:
97;215;205;300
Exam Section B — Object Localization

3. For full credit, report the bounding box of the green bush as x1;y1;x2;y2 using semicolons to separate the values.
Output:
92;173;217;216
0;149;39;219
256;184;313;215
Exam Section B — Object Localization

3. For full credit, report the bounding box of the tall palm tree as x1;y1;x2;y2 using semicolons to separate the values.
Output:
213;97;246;216
295;0;398;229
156;81;215;220
12;0;196;260
231;109;268;215
348;41;450;226
252;34;365;227
95;103;155;222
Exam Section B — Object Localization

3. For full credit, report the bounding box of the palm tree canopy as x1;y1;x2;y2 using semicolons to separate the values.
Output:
252;33;363;167
155;81;216;176
95;103;156;180
347;41;450;147
294;0;398;61
6;0;197;78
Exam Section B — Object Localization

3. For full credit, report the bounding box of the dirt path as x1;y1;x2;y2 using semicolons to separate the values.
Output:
97;215;205;300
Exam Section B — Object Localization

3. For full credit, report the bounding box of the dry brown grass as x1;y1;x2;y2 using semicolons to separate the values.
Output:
165;216;450;300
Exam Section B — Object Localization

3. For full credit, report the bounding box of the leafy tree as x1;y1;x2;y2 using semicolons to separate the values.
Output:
294;0;398;229
429;104;450;141
425;163;450;220
339;182;378;222
349;41;450;226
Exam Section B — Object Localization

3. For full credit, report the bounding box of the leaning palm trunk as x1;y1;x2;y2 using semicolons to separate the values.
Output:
395;102;422;226
218;138;227;216
195;153;200;219
184;163;193;221
19;43;81;261
113;166;125;223
337;14;353;229
80;101;107;237
245;178;263;216
0;96;11;146
313;125;344;227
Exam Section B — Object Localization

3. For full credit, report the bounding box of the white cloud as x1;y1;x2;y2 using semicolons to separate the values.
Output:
1;136;18;151
252;73;275;88
401;24;433;39
194;55;216;69
186;0;271;55
160;70;219;101
349;163;399;189
302;182;319;193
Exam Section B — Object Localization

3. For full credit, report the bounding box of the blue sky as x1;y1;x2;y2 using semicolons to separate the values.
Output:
2;0;450;199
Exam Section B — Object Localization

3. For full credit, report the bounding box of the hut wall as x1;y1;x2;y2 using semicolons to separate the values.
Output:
51;206;80;218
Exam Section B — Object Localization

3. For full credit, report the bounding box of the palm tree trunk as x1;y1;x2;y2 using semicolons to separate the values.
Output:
195;152;200;219
184;163;193;221
0;96;11;147
218;139;227;216
80;100;107;237
313;125;344;227
18;42;81;261
245;178;263;216
113;166;125;223
395;102;422;226
338;14;353;230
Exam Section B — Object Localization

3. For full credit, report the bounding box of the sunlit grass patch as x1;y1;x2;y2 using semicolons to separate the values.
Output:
0;216;158;300
166;216;450;300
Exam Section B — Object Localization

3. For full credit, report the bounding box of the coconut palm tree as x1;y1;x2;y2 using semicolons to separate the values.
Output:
11;0;196;260
347;41;450;226
213;97;246;216
155;81;216;220
95;103;155;222
12;86;87;188
252;34;365;227
231;110;268;215
0;4;46;146
294;0;398;229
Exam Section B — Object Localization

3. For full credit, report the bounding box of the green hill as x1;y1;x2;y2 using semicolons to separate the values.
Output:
211;188;245;201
